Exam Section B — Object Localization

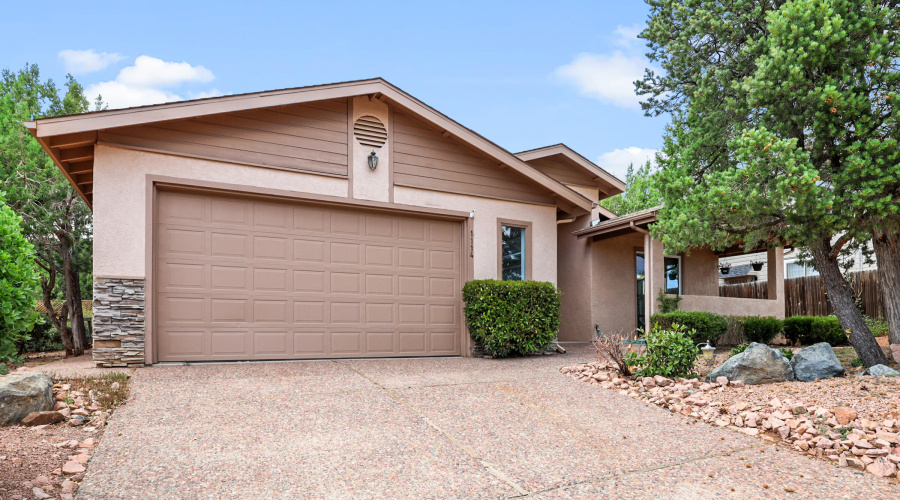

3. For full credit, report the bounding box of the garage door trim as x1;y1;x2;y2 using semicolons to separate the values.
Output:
144;175;473;364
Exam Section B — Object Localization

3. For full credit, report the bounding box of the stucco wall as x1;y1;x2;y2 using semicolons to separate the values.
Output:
682;247;720;297
565;184;601;220
590;232;644;339
557;215;593;341
351;96;390;202
92;145;349;277
393;186;558;283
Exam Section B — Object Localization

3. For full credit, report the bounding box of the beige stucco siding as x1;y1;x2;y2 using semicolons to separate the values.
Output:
393;186;558;283
682;247;720;296
92;145;348;277
557;215;593;341
590;233;643;339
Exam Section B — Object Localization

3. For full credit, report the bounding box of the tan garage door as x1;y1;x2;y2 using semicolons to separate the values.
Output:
154;189;463;361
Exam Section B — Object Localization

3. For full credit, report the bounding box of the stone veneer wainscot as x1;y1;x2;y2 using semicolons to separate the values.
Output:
92;277;145;367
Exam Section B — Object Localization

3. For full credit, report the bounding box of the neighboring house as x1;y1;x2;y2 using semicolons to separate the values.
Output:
719;242;876;285
28;78;781;365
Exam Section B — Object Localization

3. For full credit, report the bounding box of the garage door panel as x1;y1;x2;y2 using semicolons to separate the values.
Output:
253;331;292;356
211;298;249;322
210;232;249;258
294;301;326;324
155;190;462;361
331;332;362;354
365;331;395;354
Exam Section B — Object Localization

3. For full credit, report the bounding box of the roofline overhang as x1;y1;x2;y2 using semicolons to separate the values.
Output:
515;143;626;195
29;78;592;215
574;209;659;239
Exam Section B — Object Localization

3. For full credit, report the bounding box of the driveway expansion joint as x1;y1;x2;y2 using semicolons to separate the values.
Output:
335;360;530;496
509;443;764;498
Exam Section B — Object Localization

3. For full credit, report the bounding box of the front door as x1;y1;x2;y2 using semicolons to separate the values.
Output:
636;252;645;331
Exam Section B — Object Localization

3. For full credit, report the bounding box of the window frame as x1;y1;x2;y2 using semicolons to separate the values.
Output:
663;254;682;295
497;218;532;281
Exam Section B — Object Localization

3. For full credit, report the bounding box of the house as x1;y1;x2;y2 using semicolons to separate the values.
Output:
559;207;785;341
719;243;876;285
27;78;780;366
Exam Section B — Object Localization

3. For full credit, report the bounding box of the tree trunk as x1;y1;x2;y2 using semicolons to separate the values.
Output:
809;238;889;367
40;270;74;356
873;227;900;345
60;235;86;357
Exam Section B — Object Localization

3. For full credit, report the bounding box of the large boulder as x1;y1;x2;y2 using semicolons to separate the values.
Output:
861;364;900;377
790;342;845;381
0;373;54;425
707;342;795;385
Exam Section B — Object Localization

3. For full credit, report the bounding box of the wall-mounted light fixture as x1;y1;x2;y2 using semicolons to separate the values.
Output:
367;151;378;170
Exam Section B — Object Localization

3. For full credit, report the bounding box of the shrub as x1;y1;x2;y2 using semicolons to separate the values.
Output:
742;316;783;344
865;317;889;337
720;315;749;345
779;347;794;360
19;323;64;353
0;197;41;372
462;280;560;358
730;343;749;356
626;323;698;378
783;317;813;345
594;332;635;377
784;316;848;346
650;311;728;345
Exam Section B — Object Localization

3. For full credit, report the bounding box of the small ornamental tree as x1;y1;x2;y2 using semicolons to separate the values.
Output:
0;195;41;369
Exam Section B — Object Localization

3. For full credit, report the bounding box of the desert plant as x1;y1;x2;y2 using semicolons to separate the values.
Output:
625;323;697;378
779;348;794;361
462;280;560;358
593;332;635;377
730;343;749;357
742;316;783;344
650;311;728;345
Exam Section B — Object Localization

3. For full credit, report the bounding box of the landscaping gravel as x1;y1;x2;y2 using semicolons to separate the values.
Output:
76;344;899;498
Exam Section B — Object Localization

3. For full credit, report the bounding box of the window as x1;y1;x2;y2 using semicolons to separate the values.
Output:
787;262;819;278
664;256;681;294
498;221;530;281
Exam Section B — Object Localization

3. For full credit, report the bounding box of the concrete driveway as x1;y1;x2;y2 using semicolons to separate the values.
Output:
78;345;895;499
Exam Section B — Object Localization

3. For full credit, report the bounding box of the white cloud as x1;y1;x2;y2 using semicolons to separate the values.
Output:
554;24;654;110
84;56;219;109
58;49;126;74
85;81;182;109
597;147;658;181
117;56;214;88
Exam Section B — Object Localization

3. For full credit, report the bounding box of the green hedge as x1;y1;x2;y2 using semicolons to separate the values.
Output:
650;311;728;345
783;316;848;346
742;317;783;344
462;280;560;358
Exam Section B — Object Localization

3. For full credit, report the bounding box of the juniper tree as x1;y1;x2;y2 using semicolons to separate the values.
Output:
638;0;899;365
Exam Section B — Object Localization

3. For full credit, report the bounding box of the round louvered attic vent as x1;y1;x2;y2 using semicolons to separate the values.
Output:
353;115;388;148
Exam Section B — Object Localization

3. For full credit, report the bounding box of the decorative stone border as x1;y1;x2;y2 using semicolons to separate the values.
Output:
92;278;145;367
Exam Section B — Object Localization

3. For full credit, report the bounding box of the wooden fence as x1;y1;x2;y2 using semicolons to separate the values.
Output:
719;270;884;318
35;300;93;318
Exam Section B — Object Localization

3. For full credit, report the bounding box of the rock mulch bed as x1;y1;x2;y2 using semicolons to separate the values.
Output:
0;375;129;499
562;360;900;482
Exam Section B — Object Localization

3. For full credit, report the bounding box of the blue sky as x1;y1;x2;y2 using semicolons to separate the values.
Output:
2;0;667;181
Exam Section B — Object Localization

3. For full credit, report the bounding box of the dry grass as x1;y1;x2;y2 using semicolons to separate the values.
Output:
54;372;131;412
